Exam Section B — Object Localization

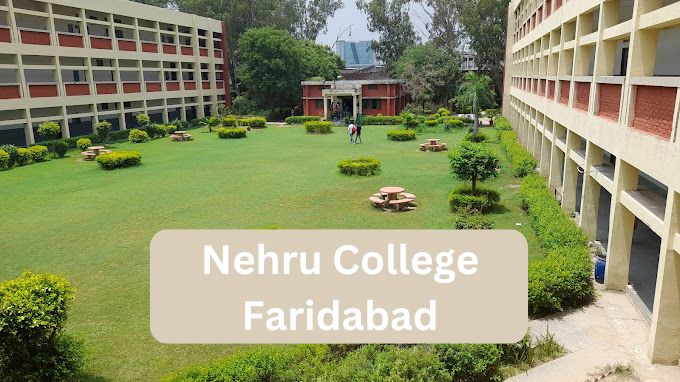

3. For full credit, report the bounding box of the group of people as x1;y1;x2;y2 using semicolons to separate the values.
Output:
348;123;362;144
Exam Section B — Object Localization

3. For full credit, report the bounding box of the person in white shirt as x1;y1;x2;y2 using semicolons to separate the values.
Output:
348;123;356;144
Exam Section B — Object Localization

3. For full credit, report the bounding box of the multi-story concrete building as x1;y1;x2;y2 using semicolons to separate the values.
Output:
0;0;230;146
503;0;680;364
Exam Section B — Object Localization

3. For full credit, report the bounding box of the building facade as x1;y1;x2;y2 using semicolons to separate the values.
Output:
0;0;230;146
503;0;680;364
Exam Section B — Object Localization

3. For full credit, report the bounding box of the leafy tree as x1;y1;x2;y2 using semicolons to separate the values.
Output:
95;121;112;143
449;141;499;193
292;0;344;41
459;0;509;98
392;43;462;107
453;72;496;133
356;0;420;67
299;40;343;80
37;121;61;140
418;0;464;54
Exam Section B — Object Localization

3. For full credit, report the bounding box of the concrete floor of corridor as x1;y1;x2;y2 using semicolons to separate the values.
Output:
507;289;680;382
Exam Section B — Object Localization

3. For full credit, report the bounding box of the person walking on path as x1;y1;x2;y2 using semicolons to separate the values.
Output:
348;123;356;144
355;124;362;144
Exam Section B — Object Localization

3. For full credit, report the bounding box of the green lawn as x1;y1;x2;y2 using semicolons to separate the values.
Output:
0;124;540;381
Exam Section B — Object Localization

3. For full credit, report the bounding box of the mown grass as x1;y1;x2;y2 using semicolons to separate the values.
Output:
0;124;540;381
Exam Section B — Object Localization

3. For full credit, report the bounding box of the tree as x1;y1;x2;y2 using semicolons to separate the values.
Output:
37;121;61;140
449;141;499;193
299;40;343;80
453;72;496;133
356;0;420;67
459;0;509;99
418;0;464;54
95;121;112;143
392;43;462;108
292;0;344;41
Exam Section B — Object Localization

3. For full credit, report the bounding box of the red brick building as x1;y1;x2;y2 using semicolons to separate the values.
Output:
301;67;408;120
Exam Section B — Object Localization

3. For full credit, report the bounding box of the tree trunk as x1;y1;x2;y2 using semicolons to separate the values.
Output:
471;176;477;194
473;95;479;134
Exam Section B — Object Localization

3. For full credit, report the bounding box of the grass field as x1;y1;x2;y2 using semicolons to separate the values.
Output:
0;124;541;381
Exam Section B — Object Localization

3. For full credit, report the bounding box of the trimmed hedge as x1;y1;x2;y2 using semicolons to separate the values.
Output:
28;145;48;162
386;129;417;141
305;121;333;134
338;157;381;176
500;129;537;177
424;119;439;127
448;185;500;214
0;149;9;169
216;127;247;139
220;116;238;127
96;151;142;170
16;148;31;166
363;115;403;125
285;115;321;124
443;117;465;129
53;140;68;157
453;215;495;229
128;129;149;143
495;116;512;131
522;175;593;315
241;117;267;128
464;132;488;143
76;138;92;151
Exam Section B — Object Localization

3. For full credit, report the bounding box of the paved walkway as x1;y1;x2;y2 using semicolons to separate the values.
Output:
507;289;680;382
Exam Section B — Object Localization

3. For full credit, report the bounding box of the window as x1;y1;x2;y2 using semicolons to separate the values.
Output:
363;99;381;110
115;29;123;39
124;102;131;108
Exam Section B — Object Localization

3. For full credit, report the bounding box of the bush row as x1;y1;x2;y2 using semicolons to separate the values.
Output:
363;115;404;125
305;121;333;134
337;157;381;176
285;115;321;124
96;151;142;170
521;175;593;315
386;129;417;141
0;145;49;169
500;129;537;177
448;185;500;214
217;127;247;139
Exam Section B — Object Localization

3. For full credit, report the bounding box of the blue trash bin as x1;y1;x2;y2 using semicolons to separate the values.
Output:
594;254;606;284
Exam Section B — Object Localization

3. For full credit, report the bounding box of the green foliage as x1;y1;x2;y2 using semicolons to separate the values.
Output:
128;129;150;143
53;140;69;158
449;141;499;192
136;113;151;127
299;39;343;81
15;147;31;166
216;127;248;139
171;119;190;130
500;129;537;177
304;121;332;134
220;115;239;127
425;119;439;127
144;123;166;138
438;107;451;116
163;345;329;382
484;108;500;118
285;115;321;124
241;117;267;128
76;138;92;151
495;116;512;131
95;121;113;142
434;344;502;382
28;145;48;162
356;0;420;66
386;129;417;141
232;95;256;115
362;115;403;125
453;72;497;121
337;157;382;176
521;175;593;315
442;117;465;130
0;149;9;169
0;272;82;381
0;144;18;167
464;132;489;143
448;185;501;214
37;121;61;139
400;112;419;129
96;151;142;170
157;124;177;136
453;215;495;229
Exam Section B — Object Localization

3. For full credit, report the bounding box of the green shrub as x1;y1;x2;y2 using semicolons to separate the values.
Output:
0;272;82;381
438;107;452;116
448;185;500;214
0;144;18;167
305;121;333;134
156;124;177;136
216;127;247;139
285;115;321;124
53;140;68;158
386;129;417;141
338;157;381;176
136;113;151;127
521;175;593;315
464;132;489;143
242;117;267;128
443;117;465;130
500;130;537;177
220;116;238;127
37;121;61;140
484;108;500;118
434;344;502;382
15;148;31;166
163;345;329;382
0;149;9;169
128;129;149;143
495;116;512;131
363;115;403;125
96;151;142;170
76;138;92;151
144;123;165;138
400;112;419;129
170;119;190;130
454;215;495;229
28;145;48;162
95;121;112;142
425;119;439;127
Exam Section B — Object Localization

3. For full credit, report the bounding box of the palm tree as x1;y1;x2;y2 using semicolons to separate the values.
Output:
454;72;497;133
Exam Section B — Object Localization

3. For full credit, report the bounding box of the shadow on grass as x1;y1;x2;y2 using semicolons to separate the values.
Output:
81;372;114;382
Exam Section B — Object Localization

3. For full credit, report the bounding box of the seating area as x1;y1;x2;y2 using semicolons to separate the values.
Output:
80;146;112;161
419;138;448;152
369;186;417;212
171;131;194;141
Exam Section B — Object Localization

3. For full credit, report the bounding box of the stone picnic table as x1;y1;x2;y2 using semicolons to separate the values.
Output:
368;186;417;211
171;130;193;141
420;139;448;152
81;146;112;161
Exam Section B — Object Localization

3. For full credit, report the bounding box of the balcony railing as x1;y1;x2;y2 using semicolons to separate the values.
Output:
123;82;141;93
96;82;117;95
28;83;58;97
91;36;113;50
64;83;90;96
19;28;50;45
0;84;21;99
58;32;83;48
117;39;136;52
0;26;12;43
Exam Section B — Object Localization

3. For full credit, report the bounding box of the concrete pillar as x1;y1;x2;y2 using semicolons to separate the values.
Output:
352;94;357;122
604;159;640;290
540;135;551;177
323;96;328;120
549;146;564;190
562;132;580;212
648;191;680;363
580;144;604;239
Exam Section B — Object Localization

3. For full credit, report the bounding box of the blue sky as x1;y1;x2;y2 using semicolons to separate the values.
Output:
317;0;430;48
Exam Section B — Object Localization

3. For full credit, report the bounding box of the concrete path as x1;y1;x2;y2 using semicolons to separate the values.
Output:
507;289;680;382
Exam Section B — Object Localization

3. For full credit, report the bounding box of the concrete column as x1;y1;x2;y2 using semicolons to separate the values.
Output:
604;159;640;290
352;94;357;122
323;96;328;120
540;135;551;177
580;143;604;239
562;132;580;212
533;126;542;159
549;145;564;190
648;191;680;363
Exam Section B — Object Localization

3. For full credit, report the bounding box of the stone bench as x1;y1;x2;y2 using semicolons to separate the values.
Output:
400;192;416;199
81;151;96;161
369;196;386;208
389;198;414;211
